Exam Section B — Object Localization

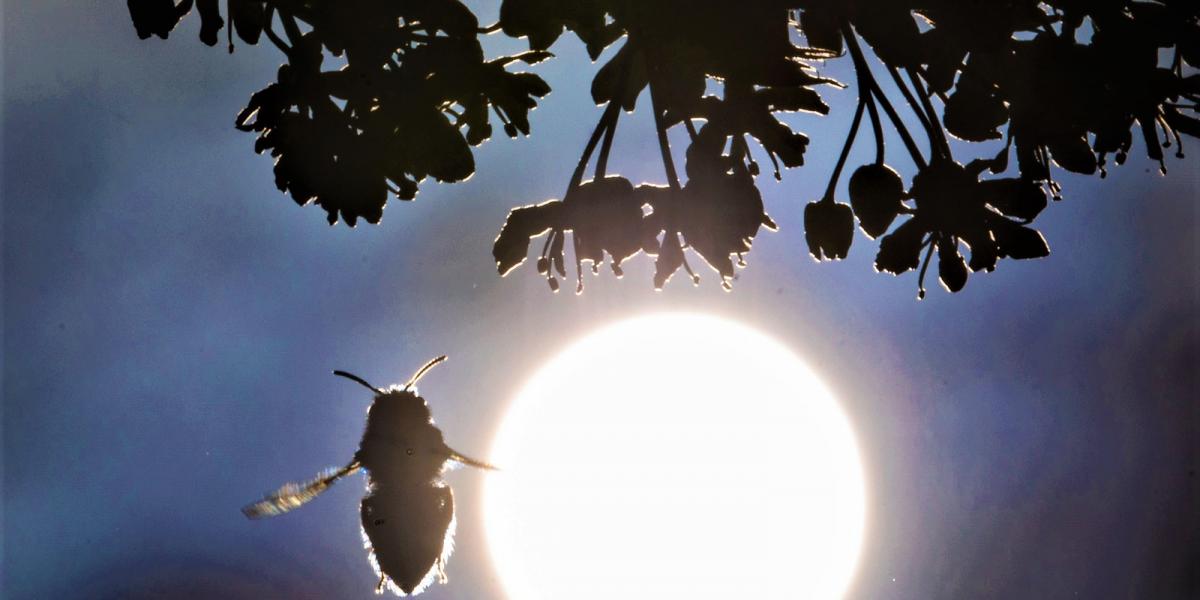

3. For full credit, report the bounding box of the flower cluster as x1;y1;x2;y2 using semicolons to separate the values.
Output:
130;0;1200;296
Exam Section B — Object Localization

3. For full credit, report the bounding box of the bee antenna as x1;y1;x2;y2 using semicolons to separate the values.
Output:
405;355;448;389
332;370;382;394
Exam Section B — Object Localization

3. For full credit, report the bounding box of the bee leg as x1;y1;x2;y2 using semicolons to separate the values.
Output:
444;445;498;471
376;573;388;594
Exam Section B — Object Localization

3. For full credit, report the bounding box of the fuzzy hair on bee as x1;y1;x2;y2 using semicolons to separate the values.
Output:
242;356;496;596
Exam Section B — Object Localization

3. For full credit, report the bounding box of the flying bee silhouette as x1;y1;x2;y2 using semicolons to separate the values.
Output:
242;356;496;596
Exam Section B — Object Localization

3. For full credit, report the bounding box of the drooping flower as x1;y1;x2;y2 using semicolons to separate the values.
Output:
804;199;854;260
874;159;1050;297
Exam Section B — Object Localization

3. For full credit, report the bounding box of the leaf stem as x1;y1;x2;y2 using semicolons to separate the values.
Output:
823;99;866;201
885;65;936;155
568;101;619;191
595;110;619;178
279;12;304;46
647;63;682;190
226;0;234;52
262;8;291;55
905;67;951;158
842;23;927;169
595;48;634;179
916;235;936;299
683;118;699;142
866;94;884;165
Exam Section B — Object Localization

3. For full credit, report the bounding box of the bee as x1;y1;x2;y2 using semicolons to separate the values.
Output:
243;356;496;596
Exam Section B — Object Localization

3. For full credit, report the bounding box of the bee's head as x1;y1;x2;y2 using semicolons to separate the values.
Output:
365;387;435;432
336;358;445;438
335;357;498;473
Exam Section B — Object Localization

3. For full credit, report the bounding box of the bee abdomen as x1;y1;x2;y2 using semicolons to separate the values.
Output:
360;483;455;595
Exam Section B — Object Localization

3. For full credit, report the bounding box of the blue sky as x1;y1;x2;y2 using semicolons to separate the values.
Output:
3;2;1197;598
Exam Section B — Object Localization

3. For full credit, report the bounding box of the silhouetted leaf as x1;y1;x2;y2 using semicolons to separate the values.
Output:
591;41;647;111
500;0;613;57
128;0;192;40
800;7;843;55
937;238;969;292
944;86;1007;142
875;217;925;275
565;176;644;273
993;220;1050;260
979;178;1046;222
962;227;998;273
494;201;563;276
1164;107;1200;139
678;171;773;283
1048;135;1097;175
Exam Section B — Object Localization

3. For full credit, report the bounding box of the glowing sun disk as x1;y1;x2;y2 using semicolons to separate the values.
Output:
485;313;866;600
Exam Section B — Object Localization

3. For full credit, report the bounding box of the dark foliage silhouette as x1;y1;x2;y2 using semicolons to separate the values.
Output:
128;1;1199;297
242;357;495;596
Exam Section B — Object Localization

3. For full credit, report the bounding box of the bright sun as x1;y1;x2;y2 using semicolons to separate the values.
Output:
484;313;866;600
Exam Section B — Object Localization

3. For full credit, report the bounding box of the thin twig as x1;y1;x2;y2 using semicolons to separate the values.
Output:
905;67;951;158
279;12;304;46
868;77;927;168
647;63;682;190
226;0;234;52
683;118;699;142
885;65;936;154
865;95;884;165
596;110;619;178
916;235;936;299
824;100;866;201
596;50;634;179
262;8;291;55
842;22;927;169
567;101;619;191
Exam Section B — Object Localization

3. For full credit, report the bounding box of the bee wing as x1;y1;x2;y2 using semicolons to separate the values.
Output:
242;462;360;519
361;484;456;595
